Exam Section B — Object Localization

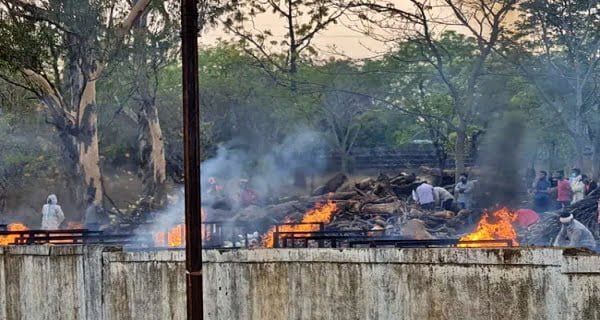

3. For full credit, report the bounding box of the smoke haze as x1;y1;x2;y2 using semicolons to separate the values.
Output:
144;129;328;233
474;112;528;209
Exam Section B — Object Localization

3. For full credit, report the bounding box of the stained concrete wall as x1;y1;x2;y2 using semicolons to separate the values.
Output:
0;245;185;320
0;246;600;319
203;248;600;320
103;250;185;320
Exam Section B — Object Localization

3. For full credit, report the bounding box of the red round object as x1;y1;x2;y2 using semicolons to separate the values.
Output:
515;209;539;228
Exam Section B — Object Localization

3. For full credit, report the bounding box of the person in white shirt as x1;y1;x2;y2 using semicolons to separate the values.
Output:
434;186;454;210
570;168;585;204
412;182;435;210
41;194;65;230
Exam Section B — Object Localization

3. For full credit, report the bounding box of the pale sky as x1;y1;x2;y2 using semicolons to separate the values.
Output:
199;1;519;60
199;15;386;59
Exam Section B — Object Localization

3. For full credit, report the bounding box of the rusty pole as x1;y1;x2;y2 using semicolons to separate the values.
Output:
181;0;202;319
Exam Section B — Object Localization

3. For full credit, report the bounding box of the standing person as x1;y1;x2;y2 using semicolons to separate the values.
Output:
583;175;598;196
553;211;596;250
532;171;551;213
41;194;65;230
547;172;559;209
570;169;585;204
556;172;572;209
433;186;454;211
412;181;435;210
569;168;582;183
84;196;103;231
454;173;474;210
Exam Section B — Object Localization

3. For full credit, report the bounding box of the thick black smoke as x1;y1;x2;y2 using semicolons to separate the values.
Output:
474;112;528;209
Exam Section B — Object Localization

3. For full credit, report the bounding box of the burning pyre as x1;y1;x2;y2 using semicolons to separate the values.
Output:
262;199;337;248
0;222;90;245
152;209;214;248
153;224;185;247
458;208;519;247
0;223;28;245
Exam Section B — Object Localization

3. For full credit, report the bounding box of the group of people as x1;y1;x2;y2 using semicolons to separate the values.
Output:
411;173;475;211
531;168;597;213
530;168;599;250
411;170;599;251
39;193;103;230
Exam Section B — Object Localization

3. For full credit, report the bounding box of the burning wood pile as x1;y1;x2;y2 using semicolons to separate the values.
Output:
140;168;526;249
215;170;506;247
309;172;474;240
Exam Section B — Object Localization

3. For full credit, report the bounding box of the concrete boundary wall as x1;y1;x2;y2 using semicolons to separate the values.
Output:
0;246;599;319
203;248;600;320
0;246;185;320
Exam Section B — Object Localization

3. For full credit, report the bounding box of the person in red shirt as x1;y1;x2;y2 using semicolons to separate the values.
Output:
556;171;572;209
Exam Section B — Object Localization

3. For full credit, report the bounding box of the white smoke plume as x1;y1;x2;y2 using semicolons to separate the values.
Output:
141;128;329;239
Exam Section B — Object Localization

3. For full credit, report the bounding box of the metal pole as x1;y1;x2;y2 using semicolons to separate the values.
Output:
181;0;202;319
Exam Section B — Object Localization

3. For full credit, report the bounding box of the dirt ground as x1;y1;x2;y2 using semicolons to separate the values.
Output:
0;165;179;227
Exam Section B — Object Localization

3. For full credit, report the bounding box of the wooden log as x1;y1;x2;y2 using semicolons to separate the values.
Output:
312;173;348;196
310;185;325;196
306;192;359;203
356;178;375;190
390;173;416;185
392;181;421;197
361;201;402;215
399;219;435;239
232;200;309;222
337;180;358;192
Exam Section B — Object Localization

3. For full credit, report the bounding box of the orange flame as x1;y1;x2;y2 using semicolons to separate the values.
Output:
154;224;185;247
152;208;211;247
0;223;29;245
458;208;519;247
262;200;337;248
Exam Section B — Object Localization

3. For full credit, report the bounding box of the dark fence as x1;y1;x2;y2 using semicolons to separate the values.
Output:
325;146;474;171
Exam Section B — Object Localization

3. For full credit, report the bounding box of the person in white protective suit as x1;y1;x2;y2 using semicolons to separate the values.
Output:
41;194;65;230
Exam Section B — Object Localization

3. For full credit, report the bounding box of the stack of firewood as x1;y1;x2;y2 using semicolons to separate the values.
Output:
222;171;475;239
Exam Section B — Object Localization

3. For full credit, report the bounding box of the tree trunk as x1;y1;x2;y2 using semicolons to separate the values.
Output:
137;99;167;208
455;120;467;182
572;135;586;170
22;68;104;205
130;7;167;209
77;78;104;203
591;141;600;179
340;152;350;174
432;139;447;171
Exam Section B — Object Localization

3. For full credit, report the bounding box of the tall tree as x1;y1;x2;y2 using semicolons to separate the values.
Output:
223;0;347;187
223;0;346;84
0;0;150;205
126;1;178;209
311;61;375;173
353;0;516;179
508;0;600;174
